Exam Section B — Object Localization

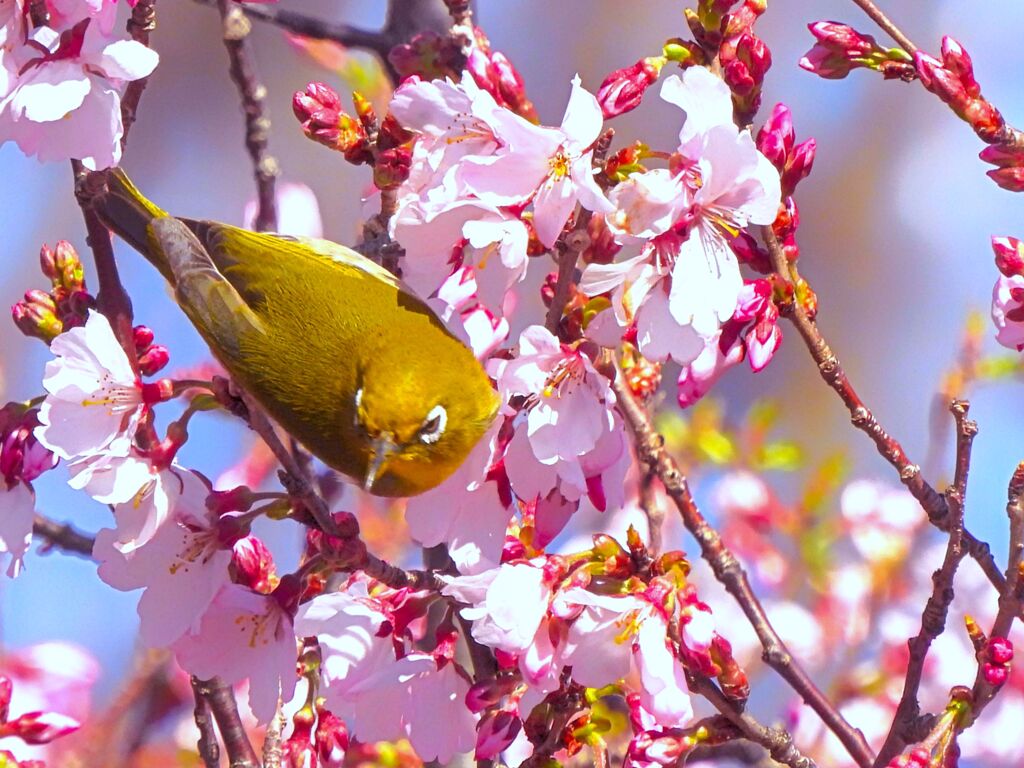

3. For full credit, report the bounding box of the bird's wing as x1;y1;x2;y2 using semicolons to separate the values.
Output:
150;218;265;356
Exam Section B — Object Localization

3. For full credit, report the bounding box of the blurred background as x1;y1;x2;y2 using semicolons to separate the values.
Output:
2;0;1024;763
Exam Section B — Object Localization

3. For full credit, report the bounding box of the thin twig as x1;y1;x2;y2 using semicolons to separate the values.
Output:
848;0;917;54
965;462;1024;721
873;401;975;767
193;676;260;768
217;0;278;232
762;227;1007;598
120;0;157;150
689;675;818;768
32;514;96;558
612;372;875;768
190;677;220;768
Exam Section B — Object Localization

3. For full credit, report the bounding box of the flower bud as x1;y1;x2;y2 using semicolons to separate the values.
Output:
40;241;86;294
597;56;666;119
12;289;62;342
983;663;1009;686
314;707;349;767
232;535;277;592
293;83;371;159
137;344;169;376
132;324;155;351
0;711;80;744
989;636;1014;665
207;485;257;515
373;146;412;190
916;38;1004;142
490;51;535;120
992;237;1024;277
475;710;521;760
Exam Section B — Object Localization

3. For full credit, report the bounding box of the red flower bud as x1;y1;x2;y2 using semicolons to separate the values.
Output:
314;707;349;767
0;711;80;744
475;710;521;760
12;290;62;343
137;344;169;376
293;83;371;159
373;146;412;190
132;324;154;351
988;635;1014;665
0;676;11;723
983;663;1009;687
232;535;276;592
597;56;666;119
992;237;1024;277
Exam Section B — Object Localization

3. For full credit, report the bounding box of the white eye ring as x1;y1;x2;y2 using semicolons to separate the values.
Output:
419;404;447;444
354;388;364;426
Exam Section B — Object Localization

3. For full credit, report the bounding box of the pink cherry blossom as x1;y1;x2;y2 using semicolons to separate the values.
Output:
992;273;1024;351
404;421;511;574
493;325;628;511
459;74;613;246
172;583;297;723
94;468;233;646
294;588;476;762
0;12;159;168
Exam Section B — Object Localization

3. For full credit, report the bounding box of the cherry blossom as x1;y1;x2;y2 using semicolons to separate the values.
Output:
172;583;297;723
94;468;233;646
492;325;628;513
0;8;159;168
0;483;34;578
404;420;510;574
459;74;613;247
840;480;920;564
295;587;476;762
992;273;1024;351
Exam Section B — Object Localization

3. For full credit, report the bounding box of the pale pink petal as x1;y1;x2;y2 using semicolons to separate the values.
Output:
0;482;35;578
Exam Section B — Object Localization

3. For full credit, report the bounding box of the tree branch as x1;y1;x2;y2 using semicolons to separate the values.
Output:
32;514;96;558
612;372;875;768
762;227;1007;598
848;0;918;54
193;676;260;768
873;401;974;767
120;0;157;150
217;0;278;232
190;677;220;768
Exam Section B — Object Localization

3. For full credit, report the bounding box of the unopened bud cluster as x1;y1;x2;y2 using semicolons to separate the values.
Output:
12;241;94;343
915;37;1004;143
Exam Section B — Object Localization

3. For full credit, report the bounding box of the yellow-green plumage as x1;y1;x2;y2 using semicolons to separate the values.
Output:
83;169;499;497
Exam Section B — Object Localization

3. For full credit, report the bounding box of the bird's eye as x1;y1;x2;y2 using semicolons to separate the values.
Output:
418;404;447;444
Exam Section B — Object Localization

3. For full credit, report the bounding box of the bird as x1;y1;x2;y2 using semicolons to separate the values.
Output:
79;169;499;497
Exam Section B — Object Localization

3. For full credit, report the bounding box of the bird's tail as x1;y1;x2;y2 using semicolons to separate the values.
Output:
77;168;174;281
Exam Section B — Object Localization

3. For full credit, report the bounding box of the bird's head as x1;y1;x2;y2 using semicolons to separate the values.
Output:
352;355;499;497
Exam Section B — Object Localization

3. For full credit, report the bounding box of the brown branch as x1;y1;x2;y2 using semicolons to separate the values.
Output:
190;677;220;768
848;0;917;54
965;462;1024;721
32;514;96;558
873;402;974;767
194;0;452;84
120;0;157;150
193;676;260;768
612;373;875;768
217;0;278;233
762;227;1007;597
72;161;136;357
689;675;818;768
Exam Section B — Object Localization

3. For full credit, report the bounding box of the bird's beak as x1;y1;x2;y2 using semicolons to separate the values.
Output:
364;434;398;492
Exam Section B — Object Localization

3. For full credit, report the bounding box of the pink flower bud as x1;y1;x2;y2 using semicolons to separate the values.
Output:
137;344;169;376
992;237;1024;277
940;37;978;98
12;289;62;342
207;485;257;514
293;83;370;158
597;56;666;119
986;166;1024;192
729;230;772;273
232;535;276;592
373;146;412;190
475;710;521;760
808;21;876;56
756;103;795;168
0;711;80;744
132;324;154;351
983;662;1009;686
784;137;816;194
745;300;782;372
314;708;349;767
988;636;1013;664
40;241;86;294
